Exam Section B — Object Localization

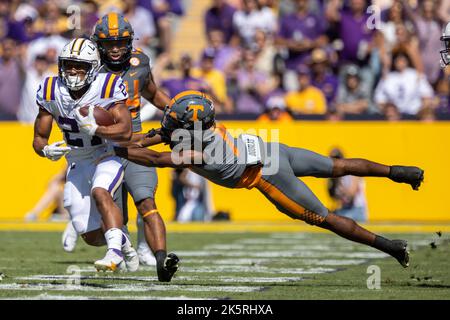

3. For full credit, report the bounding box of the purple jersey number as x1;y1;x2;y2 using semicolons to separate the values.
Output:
58;116;102;147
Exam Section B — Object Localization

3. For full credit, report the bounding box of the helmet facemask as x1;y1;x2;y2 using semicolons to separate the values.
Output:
95;37;133;69
440;36;450;67
59;58;100;91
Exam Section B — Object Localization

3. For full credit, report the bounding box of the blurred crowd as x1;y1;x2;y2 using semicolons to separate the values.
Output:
1;0;450;122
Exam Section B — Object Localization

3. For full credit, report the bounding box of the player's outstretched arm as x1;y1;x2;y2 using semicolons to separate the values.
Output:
127;129;164;148
96;101;132;141
114;146;201;168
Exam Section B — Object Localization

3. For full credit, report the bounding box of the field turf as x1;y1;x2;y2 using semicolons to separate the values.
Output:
0;231;449;300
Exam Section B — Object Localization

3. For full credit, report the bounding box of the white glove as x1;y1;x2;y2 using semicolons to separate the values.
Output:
43;141;71;161
74;105;98;136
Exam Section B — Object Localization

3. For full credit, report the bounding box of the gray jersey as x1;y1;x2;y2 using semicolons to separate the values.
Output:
101;49;151;132
187;124;247;188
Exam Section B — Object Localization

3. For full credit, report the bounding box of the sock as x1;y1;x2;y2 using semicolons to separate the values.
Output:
372;235;396;255
105;228;123;252
155;250;167;267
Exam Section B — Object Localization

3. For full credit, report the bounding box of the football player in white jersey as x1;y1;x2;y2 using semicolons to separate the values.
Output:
32;38;138;272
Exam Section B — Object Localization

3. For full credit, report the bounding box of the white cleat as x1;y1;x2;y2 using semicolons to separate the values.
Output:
122;245;140;272
94;249;125;272
62;222;78;253
137;246;157;266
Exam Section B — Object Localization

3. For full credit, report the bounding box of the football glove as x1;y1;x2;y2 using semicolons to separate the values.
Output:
43;141;71;161
74;105;98;136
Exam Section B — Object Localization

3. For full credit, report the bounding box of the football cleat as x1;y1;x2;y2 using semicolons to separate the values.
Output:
94;248;125;272
157;253;179;282
137;245;157;266
391;240;410;268
389;166;424;191
62;222;78;253
122;245;140;272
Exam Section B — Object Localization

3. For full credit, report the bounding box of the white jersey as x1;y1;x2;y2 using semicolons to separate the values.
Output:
36;72;128;160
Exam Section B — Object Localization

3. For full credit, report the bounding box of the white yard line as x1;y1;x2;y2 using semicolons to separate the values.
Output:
0;283;263;293
180;266;336;274
15;274;305;284
6;294;211;300
175;250;388;259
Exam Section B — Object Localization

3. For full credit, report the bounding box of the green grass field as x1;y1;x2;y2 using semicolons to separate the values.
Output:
0;231;449;300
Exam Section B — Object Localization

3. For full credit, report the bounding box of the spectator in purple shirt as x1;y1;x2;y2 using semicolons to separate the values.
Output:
235;49;274;114
0;38;23;120
402;0;444;86
326;0;380;68
337;0;374;64
309;48;339;108
276;0;328;71
0;0;27;43
204;0;237;44
327;0;382;95
204;28;240;72
161;54;210;98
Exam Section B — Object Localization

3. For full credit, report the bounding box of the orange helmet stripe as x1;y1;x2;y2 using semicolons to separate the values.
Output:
107;13;119;37
169;90;212;108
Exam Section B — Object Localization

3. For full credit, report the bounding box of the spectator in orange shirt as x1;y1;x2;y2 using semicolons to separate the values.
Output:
285;64;327;115
258;95;293;123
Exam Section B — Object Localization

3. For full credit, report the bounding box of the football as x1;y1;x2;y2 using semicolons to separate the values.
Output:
79;105;115;126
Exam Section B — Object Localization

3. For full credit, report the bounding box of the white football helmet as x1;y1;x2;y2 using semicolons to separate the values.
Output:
58;38;101;91
440;22;450;67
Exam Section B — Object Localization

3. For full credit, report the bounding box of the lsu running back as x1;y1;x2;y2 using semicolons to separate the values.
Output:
34;38;139;272
36;38;128;152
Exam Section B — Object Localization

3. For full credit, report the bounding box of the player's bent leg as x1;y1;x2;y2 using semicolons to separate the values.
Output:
283;144;424;190
137;198;166;253
319;213;409;267
91;188;126;272
91;159;126;272
283;144;334;178
91;188;123;230
122;161;160;265
62;221;78;252
136;214;157;266
124;160;178;280
256;169;409;267
81;228;107;246
138;199;178;282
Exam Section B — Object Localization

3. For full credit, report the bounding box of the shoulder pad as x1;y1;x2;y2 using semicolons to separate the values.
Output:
130;50;150;68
